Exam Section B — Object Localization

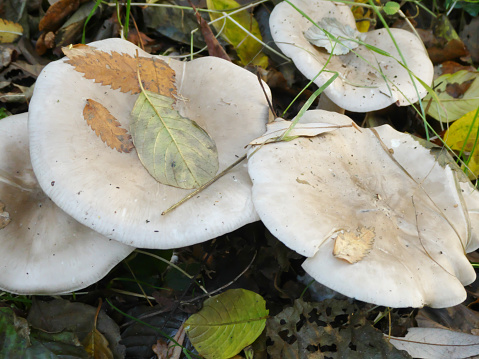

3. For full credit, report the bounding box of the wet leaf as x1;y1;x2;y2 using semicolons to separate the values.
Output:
130;90;219;189
333;226;375;264
424;70;479;122
207;0;268;68
185;289;268;359
0;18;23;43
82;328;114;359
83;99;134;153
63;45;177;97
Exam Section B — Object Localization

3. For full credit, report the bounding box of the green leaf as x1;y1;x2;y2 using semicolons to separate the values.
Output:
130;91;219;190
424;70;479;122
383;2;400;15
185;289;268;359
445;107;479;178
207;0;268;68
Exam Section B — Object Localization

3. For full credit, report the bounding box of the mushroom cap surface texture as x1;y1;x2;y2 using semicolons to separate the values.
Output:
29;38;271;249
247;110;477;308
270;0;434;112
0;113;134;295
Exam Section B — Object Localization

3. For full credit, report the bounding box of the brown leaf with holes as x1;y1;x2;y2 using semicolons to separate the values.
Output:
62;45;177;97
83;99;134;153
333;226;375;264
39;0;80;32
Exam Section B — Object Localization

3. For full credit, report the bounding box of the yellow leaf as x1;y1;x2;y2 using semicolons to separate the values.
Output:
83;99;134;153
333;227;375;264
351;0;379;33
444;107;479;178
207;0;268;68
0;18;23;43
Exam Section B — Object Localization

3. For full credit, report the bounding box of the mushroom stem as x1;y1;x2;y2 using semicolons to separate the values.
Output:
317;93;345;114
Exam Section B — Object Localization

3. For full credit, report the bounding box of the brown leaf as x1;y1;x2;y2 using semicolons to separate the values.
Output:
83;99;134;153
39;0;80;32
189;0;231;62
333;227;375;264
0;200;11;229
427;39;469;64
63;45;177;97
445;79;474;98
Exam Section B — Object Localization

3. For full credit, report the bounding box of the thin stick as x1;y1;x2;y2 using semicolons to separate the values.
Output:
257;72;277;118
161;154;247;215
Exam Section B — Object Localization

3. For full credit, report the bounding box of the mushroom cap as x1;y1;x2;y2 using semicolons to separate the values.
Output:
270;0;433;112
0;113;134;295
29;38;271;249
247;110;475;308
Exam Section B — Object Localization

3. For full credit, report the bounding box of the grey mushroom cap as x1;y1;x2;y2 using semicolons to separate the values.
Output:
247;110;476;308
29;38;271;249
270;0;433;112
0;113;134;295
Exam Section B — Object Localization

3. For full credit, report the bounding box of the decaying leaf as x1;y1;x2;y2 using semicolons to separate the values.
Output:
63;45;177;97
83;99;134;153
130;90;219;189
82;328;113;359
39;0;80;32
0;18;23;43
333;226;375;264
0;200;11;229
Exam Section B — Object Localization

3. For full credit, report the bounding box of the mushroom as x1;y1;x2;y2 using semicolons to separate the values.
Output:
247;110;477;308
0;113;134;295
269;0;433;112
29;38;272;249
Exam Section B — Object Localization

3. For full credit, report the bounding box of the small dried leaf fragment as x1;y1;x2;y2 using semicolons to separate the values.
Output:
63;45;177;97
83;99;134;153
333;227;375;264
0;19;23;43
0;201;11;229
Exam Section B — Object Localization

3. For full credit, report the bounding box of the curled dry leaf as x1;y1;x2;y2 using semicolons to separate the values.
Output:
63;45;177;97
83;99;134;153
333;226;375;264
39;0;80;32
0;200;11;229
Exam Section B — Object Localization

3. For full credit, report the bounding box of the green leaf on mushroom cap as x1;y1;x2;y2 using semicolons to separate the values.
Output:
130;91;219;189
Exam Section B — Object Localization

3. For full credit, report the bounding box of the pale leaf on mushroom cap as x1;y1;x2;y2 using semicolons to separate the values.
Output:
29;38;271;249
270;0;433;112
247;110;475;308
0;113;134;295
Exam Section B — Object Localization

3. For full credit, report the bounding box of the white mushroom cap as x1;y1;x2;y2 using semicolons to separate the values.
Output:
270;0;433;112
29;38;271;249
247;110;475;308
0;113;134;295
459;180;479;252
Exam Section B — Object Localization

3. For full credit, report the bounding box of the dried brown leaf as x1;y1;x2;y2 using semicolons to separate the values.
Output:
0;200;11;229
333;226;375;264
83;99;134;153
63;45;177;97
39;0;80;32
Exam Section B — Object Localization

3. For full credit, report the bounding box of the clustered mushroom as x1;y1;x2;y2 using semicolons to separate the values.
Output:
269;0;434;112
0;113;134;294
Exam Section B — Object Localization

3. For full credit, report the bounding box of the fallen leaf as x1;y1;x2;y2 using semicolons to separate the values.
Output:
190;0;231;61
82;328;113;359
39;0;80;32
333;226;375;264
0;18;23;43
389;327;479;359
83;99;134;153
424;70;479;122
207;0;269;68
130;90;219;189
0;200;11;229
185;289;268;359
63;45;177;97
